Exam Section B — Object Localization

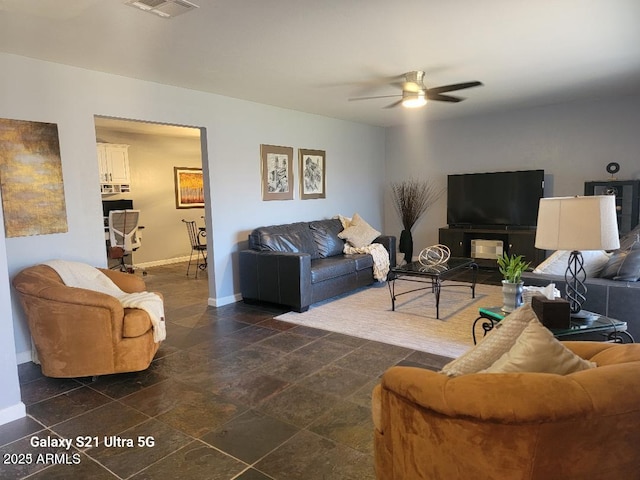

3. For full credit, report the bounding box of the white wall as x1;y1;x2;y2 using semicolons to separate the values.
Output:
0;53;386;373
0;193;25;425
95;128;204;265
384;96;640;254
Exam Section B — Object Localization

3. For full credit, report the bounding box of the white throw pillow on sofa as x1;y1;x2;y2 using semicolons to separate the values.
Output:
533;250;611;278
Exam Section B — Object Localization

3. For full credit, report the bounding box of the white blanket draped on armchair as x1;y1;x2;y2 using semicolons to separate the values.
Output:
43;259;166;342
343;243;390;282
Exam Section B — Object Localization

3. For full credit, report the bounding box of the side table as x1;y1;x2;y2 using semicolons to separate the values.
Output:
472;306;635;344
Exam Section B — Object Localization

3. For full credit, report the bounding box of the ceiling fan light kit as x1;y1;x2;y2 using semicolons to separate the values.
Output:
349;70;483;109
401;91;427;108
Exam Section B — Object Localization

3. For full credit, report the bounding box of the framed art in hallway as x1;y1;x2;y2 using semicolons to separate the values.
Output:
174;167;204;208
299;148;326;199
261;144;294;201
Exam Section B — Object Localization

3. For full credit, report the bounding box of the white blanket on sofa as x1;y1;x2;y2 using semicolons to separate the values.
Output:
44;260;166;342
343;243;390;282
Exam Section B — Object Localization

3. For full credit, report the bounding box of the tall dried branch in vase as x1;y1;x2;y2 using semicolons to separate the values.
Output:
390;179;445;263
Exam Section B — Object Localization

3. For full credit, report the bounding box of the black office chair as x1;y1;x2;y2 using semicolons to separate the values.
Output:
182;219;207;278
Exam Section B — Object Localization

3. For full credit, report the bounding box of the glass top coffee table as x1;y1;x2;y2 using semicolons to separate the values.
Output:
388;258;478;319
472;306;634;344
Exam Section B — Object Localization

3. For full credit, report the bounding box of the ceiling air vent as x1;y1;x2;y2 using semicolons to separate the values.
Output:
126;0;199;18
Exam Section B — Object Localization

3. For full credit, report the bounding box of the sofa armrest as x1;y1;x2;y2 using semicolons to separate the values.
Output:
521;271;562;287
239;249;312;311
98;269;163;303
98;268;147;293
373;235;397;267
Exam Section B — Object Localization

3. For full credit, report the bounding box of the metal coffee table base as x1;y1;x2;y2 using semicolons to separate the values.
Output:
388;262;477;320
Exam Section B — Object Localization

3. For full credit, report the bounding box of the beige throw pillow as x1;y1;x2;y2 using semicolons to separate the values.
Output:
439;304;537;377
337;214;352;229
338;213;380;248
481;318;597;374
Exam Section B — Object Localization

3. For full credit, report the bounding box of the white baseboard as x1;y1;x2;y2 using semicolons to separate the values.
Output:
16;350;32;365
209;293;242;307
135;256;192;269
0;402;26;426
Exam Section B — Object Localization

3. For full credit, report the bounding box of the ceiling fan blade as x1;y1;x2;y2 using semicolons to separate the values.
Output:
426;92;464;103
426;81;483;95
384;100;403;109
348;94;402;102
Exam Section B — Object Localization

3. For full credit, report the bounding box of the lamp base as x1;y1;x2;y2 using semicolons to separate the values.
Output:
565;250;588;317
570;309;598;324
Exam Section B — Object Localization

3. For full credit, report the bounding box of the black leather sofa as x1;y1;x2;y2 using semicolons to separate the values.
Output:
239;218;396;312
522;272;640;340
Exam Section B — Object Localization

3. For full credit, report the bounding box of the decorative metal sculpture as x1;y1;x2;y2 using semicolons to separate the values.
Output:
418;244;451;266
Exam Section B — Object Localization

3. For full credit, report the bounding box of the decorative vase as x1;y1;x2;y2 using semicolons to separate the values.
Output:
501;280;524;313
399;229;414;264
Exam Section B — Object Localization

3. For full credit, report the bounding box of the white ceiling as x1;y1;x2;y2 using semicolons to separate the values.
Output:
2;0;640;127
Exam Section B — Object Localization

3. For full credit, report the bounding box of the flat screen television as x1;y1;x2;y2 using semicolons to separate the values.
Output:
447;170;544;228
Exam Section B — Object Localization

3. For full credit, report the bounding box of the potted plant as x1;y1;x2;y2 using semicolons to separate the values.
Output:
390;179;444;263
497;253;531;312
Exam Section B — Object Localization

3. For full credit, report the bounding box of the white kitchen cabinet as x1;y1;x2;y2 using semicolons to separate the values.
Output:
97;143;131;194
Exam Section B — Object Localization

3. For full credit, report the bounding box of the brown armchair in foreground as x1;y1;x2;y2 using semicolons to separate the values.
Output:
12;264;161;378
372;342;640;480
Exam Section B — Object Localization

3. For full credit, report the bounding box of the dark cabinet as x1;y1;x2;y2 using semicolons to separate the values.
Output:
507;231;541;265
439;227;544;268
438;228;465;257
584;180;640;235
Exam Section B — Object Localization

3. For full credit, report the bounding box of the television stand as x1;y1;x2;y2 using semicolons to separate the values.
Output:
438;226;545;269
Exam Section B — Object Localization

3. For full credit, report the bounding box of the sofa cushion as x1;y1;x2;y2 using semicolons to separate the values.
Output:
600;249;640;281
600;233;640;281
250;222;320;258
440;304;537;376
481;318;597;374
534;250;611;278
619;224;640;251
310;257;356;283
309;219;345;258
346;253;374;271
338;213;381;248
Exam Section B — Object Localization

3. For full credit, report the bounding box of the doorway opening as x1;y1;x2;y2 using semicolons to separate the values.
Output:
93;115;211;287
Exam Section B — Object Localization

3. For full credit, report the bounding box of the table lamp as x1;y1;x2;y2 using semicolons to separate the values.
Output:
535;195;619;320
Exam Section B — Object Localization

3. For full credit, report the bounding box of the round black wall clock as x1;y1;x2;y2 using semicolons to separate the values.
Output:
606;162;620;175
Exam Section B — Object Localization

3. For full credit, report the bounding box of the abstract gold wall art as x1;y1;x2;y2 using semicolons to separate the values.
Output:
0;118;68;237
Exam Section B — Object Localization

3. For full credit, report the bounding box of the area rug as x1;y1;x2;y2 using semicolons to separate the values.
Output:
276;282;503;358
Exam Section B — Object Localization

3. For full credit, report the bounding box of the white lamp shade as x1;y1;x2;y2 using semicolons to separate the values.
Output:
535;195;620;251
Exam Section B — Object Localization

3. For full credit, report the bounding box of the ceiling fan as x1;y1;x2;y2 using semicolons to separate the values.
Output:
348;71;483;109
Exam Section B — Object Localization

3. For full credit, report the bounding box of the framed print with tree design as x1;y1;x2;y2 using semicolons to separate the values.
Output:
261;144;294;201
299;149;326;199
174;167;204;208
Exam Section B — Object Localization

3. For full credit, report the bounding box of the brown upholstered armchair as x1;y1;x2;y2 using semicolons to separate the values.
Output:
12;264;161;378
373;342;640;480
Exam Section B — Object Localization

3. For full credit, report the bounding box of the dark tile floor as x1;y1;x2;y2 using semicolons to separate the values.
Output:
0;262;452;480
